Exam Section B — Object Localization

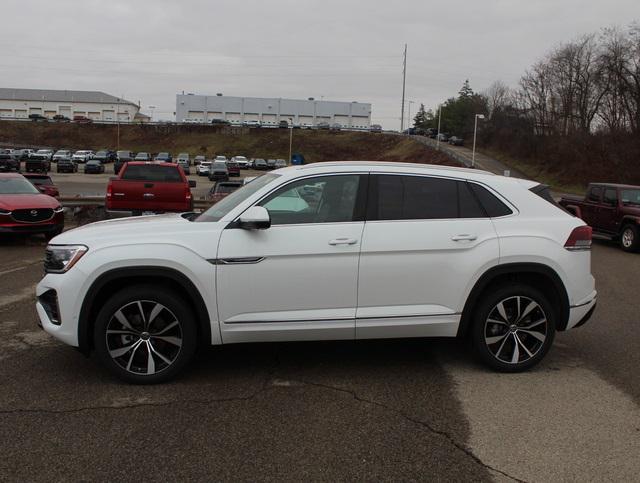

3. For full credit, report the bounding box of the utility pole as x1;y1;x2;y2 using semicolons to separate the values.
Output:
288;118;293;165
400;43;407;132
436;106;442;150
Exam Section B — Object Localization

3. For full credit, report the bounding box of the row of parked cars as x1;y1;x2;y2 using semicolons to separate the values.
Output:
402;127;464;145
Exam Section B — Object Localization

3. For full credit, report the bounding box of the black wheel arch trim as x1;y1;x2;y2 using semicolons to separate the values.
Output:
457;262;570;337
77;266;212;355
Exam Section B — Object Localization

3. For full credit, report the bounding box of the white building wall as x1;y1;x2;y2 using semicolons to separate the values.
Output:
176;94;372;128
0;99;140;121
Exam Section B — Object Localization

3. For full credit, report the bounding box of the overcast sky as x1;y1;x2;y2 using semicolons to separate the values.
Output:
2;0;639;128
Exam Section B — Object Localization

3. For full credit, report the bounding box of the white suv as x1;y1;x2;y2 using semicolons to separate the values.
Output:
36;162;597;383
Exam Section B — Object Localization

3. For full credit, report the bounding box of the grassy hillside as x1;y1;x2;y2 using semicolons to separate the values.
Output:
0;121;453;165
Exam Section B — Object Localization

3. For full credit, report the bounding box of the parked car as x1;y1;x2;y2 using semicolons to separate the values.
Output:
106;162;196;214
0;153;20;172
274;159;287;169
84;160;105;174
134;152;151;161
0;173;63;239
176;153;190;166
266;159;277;170
23;173;59;197
193;155;206;166
176;159;190;175
370;124;382;133
72;150;93;163
243;120;261;128
73;115;92;124
34;149;54;161
231;156;249;169
559;183;640;252
196;161;212;176
35;162;597;383
207;181;243;203
94;150;117;164
449;136;464;146
53;114;70;122
226;160;240;177
29;113;47;122
316;121;330;130
211;119;231;126
155;152;172;163
253;158;268;170
329;123;342;132
25;154;50;173
56;158;78;173
53;150;73;162
214;155;228;163
278;120;289;129
11;149;34;161
208;161;229;182
437;133;449;142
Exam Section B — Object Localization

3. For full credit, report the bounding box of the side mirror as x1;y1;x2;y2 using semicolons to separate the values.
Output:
189;180;196;188
238;206;271;230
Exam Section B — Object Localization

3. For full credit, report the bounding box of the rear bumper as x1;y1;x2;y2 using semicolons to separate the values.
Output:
566;290;597;330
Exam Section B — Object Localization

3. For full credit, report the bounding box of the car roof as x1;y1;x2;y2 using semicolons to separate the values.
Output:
125;161;179;166
0;173;24;178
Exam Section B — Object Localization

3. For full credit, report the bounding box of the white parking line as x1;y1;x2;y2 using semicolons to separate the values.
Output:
0;260;41;278
443;347;640;481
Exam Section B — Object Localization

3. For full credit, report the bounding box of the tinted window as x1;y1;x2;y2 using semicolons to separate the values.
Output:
0;177;39;194
121;164;182;182
588;186;602;202
260;175;361;225
371;175;485;220
603;188;618;205
468;183;513;217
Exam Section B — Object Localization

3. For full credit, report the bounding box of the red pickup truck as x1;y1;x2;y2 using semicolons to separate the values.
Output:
559;183;640;252
106;162;196;214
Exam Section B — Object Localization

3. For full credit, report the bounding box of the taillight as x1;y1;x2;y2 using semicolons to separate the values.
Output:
565;225;592;251
185;187;192;200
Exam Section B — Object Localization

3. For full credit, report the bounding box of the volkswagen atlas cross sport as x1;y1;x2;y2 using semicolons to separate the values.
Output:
36;162;597;384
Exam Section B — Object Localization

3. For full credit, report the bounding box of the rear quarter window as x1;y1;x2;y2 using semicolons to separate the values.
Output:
121;165;183;182
468;183;513;217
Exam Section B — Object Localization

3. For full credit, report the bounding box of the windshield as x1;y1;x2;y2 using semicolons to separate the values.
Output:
196;174;279;222
95;151;107;157
621;189;640;205
36;150;50;154
0;177;40;194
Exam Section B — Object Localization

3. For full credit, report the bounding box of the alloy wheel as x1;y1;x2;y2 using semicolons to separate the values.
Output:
105;300;183;375
622;228;634;248
484;296;548;364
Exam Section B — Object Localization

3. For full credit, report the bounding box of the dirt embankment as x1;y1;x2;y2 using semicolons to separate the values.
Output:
0;121;453;166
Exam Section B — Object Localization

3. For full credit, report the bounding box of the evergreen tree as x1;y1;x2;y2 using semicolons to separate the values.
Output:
413;103;428;128
458;79;474;99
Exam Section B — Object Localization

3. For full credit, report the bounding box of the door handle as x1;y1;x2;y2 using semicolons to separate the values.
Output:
328;237;358;246
143;193;155;198
451;234;477;242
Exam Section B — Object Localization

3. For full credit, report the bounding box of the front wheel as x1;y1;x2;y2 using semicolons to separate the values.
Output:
93;285;198;384
471;284;556;372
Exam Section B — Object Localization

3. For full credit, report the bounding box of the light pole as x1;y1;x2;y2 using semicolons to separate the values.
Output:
436;105;443;150
472;114;485;168
288;118;293;165
407;100;415;131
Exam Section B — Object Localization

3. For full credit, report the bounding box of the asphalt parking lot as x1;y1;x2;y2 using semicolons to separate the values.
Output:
1;222;639;480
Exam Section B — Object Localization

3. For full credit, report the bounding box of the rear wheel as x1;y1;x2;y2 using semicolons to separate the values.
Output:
620;225;639;252
93;285;197;384
471;284;556;372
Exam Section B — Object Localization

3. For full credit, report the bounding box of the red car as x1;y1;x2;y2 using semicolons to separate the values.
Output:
106;162;196;214
22;173;60;198
206;181;243;203
0;173;64;239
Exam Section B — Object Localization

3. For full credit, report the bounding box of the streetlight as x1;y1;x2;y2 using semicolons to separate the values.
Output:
407;100;415;131
472;114;485;168
288;118;293;165
436;105;443;150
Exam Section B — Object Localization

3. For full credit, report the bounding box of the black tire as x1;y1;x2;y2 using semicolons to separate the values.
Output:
620;224;640;252
471;283;556;372
93;285;198;384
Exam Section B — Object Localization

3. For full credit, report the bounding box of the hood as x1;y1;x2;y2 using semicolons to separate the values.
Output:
51;212;225;249
0;193;60;211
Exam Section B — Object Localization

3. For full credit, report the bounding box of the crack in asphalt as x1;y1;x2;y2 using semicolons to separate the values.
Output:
290;378;527;483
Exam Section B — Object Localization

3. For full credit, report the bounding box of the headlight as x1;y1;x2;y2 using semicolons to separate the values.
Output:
0;209;10;215
53;205;64;213
44;245;88;274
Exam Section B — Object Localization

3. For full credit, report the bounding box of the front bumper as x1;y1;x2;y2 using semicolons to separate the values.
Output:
0;222;63;234
566;290;597;330
36;271;85;347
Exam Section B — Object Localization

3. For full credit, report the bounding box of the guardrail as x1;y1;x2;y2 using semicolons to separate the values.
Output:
59;196;214;210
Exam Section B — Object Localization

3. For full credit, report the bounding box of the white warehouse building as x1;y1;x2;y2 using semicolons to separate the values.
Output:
176;94;372;129
0;88;141;122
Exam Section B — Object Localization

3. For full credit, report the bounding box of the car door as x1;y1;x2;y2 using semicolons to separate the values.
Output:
216;173;367;343
356;174;501;339
597;187;619;234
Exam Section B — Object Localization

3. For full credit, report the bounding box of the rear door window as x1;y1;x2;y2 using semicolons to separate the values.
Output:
121;165;182;182
603;188;618;205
